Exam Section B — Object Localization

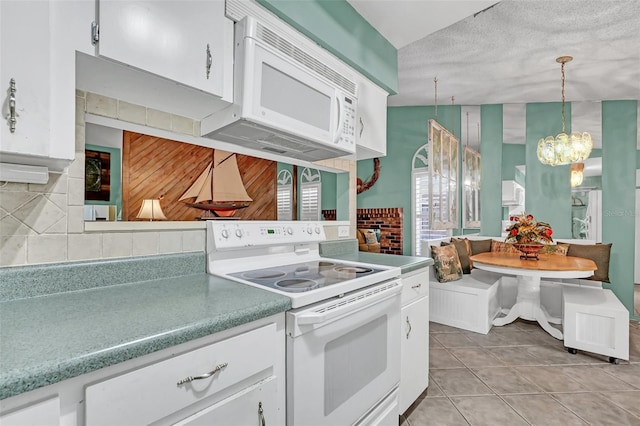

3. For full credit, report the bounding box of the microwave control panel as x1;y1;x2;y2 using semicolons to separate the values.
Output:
337;95;357;149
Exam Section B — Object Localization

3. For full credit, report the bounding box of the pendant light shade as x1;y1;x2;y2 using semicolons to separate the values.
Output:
537;56;593;166
570;163;585;187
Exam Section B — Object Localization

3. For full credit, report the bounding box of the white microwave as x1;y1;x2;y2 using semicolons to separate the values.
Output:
201;17;357;162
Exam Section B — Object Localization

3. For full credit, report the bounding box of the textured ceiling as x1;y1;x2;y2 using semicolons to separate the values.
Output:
351;0;640;153
389;0;640;106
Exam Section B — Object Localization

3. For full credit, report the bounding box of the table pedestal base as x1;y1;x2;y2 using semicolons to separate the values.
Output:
492;275;563;340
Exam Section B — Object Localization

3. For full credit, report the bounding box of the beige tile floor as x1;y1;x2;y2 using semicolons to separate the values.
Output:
401;320;640;426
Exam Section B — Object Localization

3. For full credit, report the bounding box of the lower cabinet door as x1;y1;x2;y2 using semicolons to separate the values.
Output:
399;296;429;414
176;376;277;426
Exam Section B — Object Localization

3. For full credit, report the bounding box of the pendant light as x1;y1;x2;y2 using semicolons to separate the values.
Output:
537;56;593;166
570;163;585;187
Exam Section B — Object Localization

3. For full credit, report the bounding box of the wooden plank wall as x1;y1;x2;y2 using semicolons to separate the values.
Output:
122;131;276;221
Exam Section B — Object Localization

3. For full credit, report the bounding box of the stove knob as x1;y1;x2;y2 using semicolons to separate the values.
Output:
235;229;243;238
314;226;321;234
306;227;313;235
286;227;293;235
220;229;229;239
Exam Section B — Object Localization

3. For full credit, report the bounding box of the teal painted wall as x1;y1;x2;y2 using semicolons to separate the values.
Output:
480;105;503;236
501;144;525;183
525;103;572;239
357;106;460;255
257;0;398;94
84;144;122;218
601;100;638;313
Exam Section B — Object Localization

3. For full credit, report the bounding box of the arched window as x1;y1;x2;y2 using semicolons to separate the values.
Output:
300;168;322;221
277;169;293;221
411;120;459;255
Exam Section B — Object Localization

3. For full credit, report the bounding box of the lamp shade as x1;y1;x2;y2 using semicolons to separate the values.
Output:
136;199;167;220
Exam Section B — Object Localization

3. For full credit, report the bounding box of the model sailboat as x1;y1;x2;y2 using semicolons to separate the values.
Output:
179;149;252;218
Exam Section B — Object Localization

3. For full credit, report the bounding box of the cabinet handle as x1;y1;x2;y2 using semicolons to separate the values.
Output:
206;44;212;79
176;362;228;386
258;401;266;426
411;283;422;289
6;78;16;133
406;316;412;339
359;116;364;137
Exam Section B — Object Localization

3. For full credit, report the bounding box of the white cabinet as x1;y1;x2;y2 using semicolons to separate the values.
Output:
0;397;59;426
356;76;388;160
96;0;232;101
399;268;429;414
0;0;93;173
85;322;283;425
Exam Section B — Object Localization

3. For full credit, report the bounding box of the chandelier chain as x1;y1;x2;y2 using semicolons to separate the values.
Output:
561;62;566;133
434;77;438;120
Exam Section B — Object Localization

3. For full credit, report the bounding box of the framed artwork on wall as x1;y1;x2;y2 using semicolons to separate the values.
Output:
85;149;111;201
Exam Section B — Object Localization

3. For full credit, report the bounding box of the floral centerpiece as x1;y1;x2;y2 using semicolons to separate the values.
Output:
505;213;553;259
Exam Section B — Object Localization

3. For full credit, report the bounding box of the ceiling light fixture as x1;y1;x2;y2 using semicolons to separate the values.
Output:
537;56;593;166
570;162;585;187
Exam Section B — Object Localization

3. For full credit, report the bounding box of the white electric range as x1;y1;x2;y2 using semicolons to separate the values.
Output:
206;221;402;426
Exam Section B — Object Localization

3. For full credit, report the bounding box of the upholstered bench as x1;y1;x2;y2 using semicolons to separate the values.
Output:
424;237;502;334
562;286;629;363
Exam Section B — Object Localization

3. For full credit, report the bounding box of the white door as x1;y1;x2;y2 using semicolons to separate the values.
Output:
399;296;430;413
0;1;51;157
356;76;388;159
98;0;228;97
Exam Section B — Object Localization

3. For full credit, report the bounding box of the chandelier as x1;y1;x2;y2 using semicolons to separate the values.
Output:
537;56;593;166
570;163;584;187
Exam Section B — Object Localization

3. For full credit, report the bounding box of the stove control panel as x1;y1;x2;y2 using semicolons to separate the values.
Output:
208;221;327;249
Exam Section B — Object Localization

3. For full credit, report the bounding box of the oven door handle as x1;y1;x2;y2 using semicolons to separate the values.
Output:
295;282;400;325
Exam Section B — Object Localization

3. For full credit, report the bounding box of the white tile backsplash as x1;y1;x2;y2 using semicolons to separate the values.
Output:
182;230;206;252
27;234;68;264
28;173;68;194
102;232;133;258
0;235;27;266
67;206;85;234
68;233;102;261
0;191;38;214
158;231;182;254
132;232;159;256
118;100;147;125
0;215;36;237
86;93;117;118
12;196;65;234
67;178;85;206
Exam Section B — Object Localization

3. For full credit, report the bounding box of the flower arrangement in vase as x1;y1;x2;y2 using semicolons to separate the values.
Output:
504;213;553;259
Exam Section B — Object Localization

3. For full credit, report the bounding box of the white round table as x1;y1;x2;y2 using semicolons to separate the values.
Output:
469;252;597;339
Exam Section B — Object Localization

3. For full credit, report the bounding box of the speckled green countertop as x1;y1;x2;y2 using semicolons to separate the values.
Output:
320;239;433;274
0;269;290;400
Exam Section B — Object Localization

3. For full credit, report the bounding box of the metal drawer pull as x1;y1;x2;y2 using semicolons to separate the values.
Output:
176;362;228;386
406;316;412;339
411;283;422;289
206;44;212;79
7;79;16;133
359;117;364;137
258;401;266;426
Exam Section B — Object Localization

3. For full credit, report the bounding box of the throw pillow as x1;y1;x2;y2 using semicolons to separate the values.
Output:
491;240;520;254
566;243;612;282
448;238;473;274
539;243;569;256
469;239;492;255
431;245;463;283
363;229;378;245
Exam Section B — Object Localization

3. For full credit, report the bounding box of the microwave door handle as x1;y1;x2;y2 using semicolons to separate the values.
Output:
333;94;345;143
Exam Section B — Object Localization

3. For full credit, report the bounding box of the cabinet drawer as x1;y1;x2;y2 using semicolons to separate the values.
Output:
401;269;429;306
85;323;276;426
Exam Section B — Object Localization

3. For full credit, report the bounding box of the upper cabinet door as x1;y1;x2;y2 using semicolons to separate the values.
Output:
356;77;388;160
97;0;228;98
0;1;51;158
